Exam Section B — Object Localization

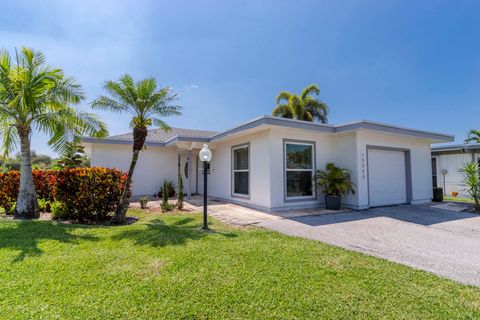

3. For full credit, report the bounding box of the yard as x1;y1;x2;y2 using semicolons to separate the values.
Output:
0;210;479;319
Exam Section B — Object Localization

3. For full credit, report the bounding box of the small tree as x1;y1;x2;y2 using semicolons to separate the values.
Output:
177;174;184;210
56;141;89;168
460;162;480;212
161;180;170;212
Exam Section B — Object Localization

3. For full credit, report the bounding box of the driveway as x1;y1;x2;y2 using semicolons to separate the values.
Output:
257;205;480;287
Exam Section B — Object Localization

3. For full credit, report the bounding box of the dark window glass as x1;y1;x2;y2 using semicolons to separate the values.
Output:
431;158;437;187
233;146;249;195
286;171;313;197
234;172;249;195
234;147;249;170
286;144;312;169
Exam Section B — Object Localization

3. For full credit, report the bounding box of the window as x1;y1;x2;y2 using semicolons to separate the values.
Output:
232;145;249;196
285;142;314;199
431;158;437;188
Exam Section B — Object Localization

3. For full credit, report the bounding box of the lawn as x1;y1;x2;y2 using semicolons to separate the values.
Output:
444;196;475;203
0;210;479;319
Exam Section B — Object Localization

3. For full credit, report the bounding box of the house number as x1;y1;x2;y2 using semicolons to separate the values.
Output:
361;152;366;179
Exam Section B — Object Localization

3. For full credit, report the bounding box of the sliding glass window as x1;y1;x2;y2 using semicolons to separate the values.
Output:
285;142;315;199
232;145;249;196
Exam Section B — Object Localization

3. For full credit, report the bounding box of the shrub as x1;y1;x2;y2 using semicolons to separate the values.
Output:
460;162;480;211
157;181;176;198
432;187;443;202
54;167;129;221
38;198;51;212
0;168;129;221
0;171;20;214
140;196;149;209
450;191;459;198
51;201;68;219
161;180;174;212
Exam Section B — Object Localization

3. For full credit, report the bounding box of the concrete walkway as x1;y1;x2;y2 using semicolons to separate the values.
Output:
183;196;349;226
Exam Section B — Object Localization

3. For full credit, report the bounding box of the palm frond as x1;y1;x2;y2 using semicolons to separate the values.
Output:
301;84;320;100
276;91;291;104
91;96;129;113
465;129;480;144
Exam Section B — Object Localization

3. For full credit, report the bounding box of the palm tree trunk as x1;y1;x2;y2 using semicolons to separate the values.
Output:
112;149;140;223
112;125;147;224
14;127;38;219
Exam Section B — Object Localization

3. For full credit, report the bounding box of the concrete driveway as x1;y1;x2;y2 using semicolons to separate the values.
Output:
257;205;480;286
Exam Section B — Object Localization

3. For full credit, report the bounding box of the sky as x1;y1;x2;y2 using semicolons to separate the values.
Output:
0;0;479;156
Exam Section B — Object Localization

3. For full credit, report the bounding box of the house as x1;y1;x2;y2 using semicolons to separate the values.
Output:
82;115;453;211
431;143;480;197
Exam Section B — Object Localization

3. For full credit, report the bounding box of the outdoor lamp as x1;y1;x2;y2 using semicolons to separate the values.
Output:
199;144;212;162
199;144;212;229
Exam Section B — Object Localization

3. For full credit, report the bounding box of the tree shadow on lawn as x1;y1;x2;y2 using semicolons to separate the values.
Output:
112;217;237;248
0;220;99;263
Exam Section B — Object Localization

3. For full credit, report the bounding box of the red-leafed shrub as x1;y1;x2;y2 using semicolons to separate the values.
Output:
0;168;128;221
54;167;129;221
0;171;20;214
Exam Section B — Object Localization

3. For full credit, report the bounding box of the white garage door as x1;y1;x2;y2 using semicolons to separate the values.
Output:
368;149;407;207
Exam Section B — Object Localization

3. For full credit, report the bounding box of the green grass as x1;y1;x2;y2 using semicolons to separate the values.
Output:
445;196;475;203
0;210;479;319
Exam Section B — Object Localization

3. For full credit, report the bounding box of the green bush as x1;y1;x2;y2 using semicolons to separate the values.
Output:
6;202;15;215
51;201;68;219
38;198;51;212
158;181;176;198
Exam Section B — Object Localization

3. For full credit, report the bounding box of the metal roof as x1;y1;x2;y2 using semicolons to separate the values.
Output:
431;142;480;152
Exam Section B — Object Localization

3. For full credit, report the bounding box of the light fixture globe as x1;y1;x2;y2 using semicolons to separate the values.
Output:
199;144;212;162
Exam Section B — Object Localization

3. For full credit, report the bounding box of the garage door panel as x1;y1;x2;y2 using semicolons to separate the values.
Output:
368;149;407;207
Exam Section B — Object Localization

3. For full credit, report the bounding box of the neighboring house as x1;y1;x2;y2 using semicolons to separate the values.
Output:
83;115;453;211
431;143;480;197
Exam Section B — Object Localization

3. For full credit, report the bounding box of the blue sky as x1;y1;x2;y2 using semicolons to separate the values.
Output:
1;0;479;156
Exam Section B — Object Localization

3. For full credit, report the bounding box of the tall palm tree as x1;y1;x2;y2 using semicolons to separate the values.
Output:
272;84;329;123
0;47;108;218
91;74;181;223
465;129;480;144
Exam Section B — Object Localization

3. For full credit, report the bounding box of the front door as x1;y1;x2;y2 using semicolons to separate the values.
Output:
179;154;192;196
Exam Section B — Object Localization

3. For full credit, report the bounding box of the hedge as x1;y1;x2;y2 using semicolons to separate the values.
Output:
0;168;129;221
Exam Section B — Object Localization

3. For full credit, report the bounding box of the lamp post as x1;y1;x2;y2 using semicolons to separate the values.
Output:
441;169;448;196
199;144;212;230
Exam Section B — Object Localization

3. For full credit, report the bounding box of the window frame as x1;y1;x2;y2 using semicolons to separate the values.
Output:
283;140;316;202
231;143;250;198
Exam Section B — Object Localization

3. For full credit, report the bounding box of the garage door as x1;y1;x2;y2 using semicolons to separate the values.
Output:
368;149;407;207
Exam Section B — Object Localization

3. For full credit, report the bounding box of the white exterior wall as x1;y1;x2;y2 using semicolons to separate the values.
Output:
90;144;178;196
268;127;337;210
433;152;478;197
206;130;271;209
356;131;433;207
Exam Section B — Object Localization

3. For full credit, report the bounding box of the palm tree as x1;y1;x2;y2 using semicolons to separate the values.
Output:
465;129;480;144
0;47;108;218
272;84;329;123
91;74;181;223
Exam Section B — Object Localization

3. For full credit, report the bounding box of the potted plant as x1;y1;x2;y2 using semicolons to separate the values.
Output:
314;162;355;210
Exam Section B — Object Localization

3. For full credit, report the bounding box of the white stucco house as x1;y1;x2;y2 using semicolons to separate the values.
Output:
83;115;453;211
431;143;480;197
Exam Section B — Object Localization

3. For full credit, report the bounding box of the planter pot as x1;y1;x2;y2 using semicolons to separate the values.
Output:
325;195;341;210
